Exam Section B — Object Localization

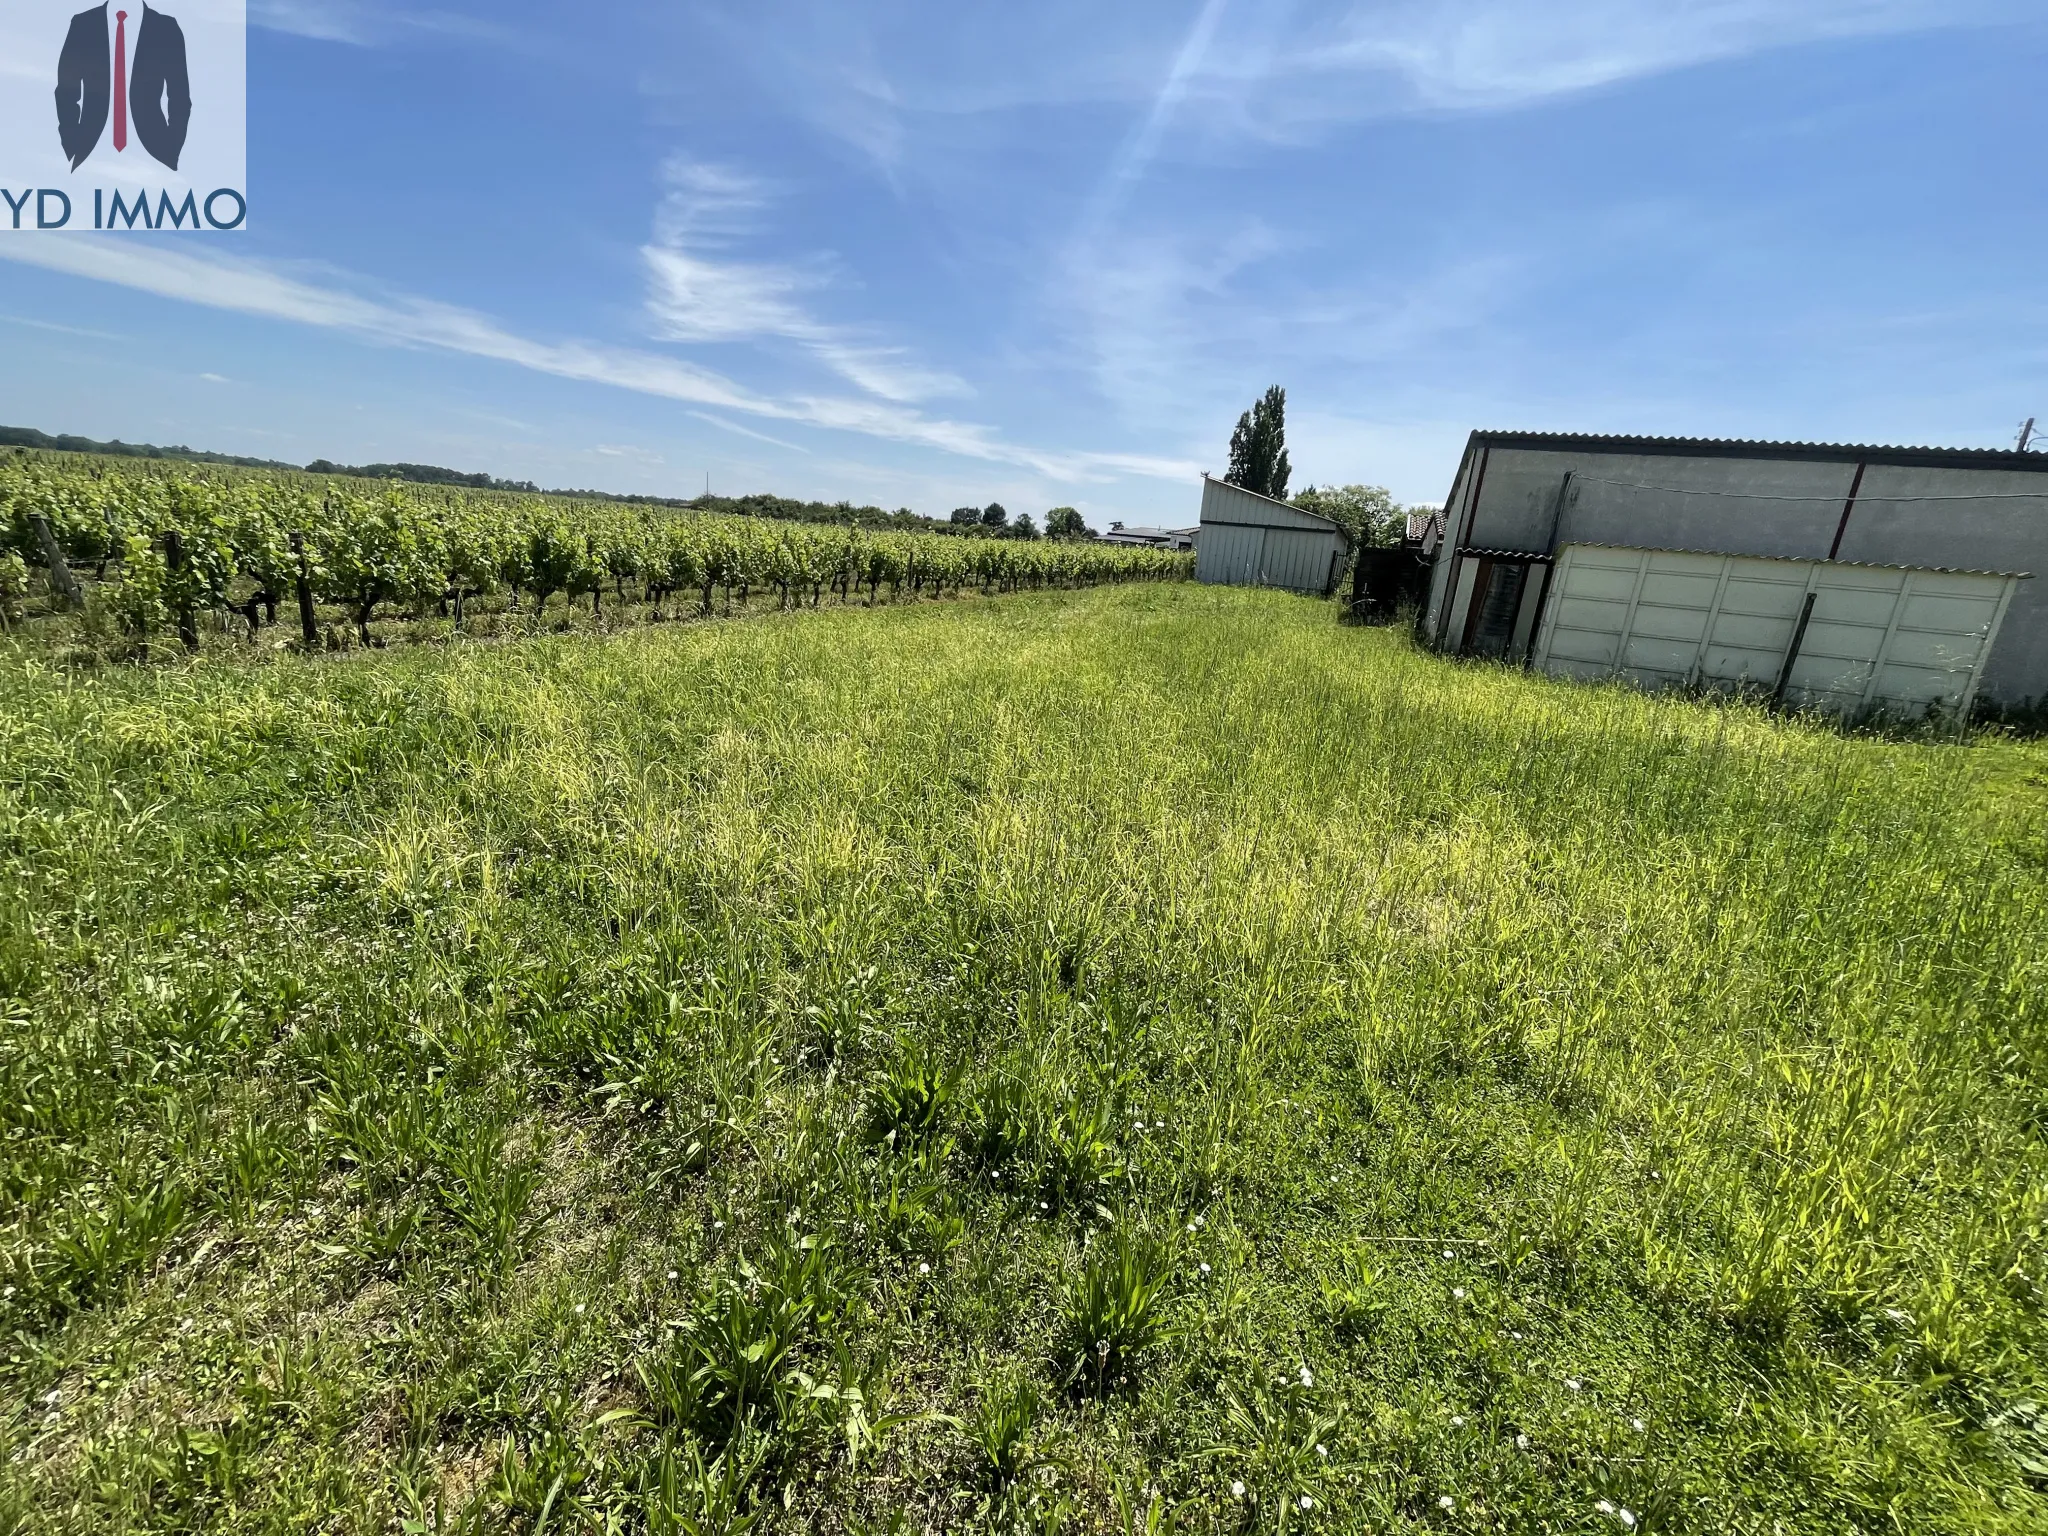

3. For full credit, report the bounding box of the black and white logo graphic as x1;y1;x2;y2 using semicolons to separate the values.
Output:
3;0;244;230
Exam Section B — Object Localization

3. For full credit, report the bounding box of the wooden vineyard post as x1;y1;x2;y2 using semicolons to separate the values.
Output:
164;531;200;651
29;514;83;610
292;532;318;650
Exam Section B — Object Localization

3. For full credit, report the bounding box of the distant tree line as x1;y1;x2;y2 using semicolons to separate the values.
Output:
1;424;292;470
304;460;542;494
945;502;1097;541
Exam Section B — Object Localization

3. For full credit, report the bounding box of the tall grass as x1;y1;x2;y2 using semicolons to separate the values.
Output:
0;583;2043;1532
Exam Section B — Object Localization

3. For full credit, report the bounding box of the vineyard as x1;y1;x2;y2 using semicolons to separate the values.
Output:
0;453;1189;653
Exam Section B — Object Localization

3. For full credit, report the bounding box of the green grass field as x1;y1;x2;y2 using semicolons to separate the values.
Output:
3;584;2045;1534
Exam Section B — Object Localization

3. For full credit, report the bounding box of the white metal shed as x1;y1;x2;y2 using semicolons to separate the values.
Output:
1195;476;1348;595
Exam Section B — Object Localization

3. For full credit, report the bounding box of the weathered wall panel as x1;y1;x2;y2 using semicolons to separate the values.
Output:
1531;544;2021;721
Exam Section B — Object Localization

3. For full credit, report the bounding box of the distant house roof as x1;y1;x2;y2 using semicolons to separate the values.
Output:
1465;430;2048;474
1102;524;1197;547
1405;510;1444;542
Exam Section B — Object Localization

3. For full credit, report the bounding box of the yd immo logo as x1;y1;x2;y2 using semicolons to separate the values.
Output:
2;0;245;230
57;4;192;172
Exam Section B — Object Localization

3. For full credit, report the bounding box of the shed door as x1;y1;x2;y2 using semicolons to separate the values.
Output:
1531;545;2020;720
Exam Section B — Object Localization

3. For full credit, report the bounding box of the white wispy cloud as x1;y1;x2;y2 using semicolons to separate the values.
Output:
1317;0;2005;109
0;237;1192;484
250;0;374;45
688;411;812;454
642;159;972;406
1148;0;2021;141
1080;0;1234;232
252;0;546;52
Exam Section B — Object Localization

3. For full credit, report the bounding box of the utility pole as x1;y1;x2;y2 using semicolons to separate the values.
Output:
2021;417;2038;452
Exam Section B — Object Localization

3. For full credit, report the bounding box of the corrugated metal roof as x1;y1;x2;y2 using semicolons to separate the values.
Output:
1469;430;2048;474
1563;540;2033;580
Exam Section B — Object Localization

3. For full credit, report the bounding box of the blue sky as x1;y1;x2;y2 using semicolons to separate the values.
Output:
2;0;2044;526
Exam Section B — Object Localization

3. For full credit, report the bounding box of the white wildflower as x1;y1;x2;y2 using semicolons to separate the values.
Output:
1452;1286;1466;1300
1299;1495;1315;1511
1450;1415;1464;1427
1442;1248;1454;1260
1299;1364;1313;1388
1231;1480;1246;1499
1199;1262;1212;1275
1515;1433;1529;1450
1315;1443;1327;1458
918;1262;930;1275
1438;1495;1454;1511
1630;1417;1645;1432
1620;1511;1637;1529
666;1269;678;1281
573;1303;586;1315
1596;1501;1616;1516
1565;1378;1582;1391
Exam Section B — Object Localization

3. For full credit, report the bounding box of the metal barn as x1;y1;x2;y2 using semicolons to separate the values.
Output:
1195;475;1349;595
1420;432;2048;719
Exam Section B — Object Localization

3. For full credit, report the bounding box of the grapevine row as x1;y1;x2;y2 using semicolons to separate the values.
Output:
0;455;1190;646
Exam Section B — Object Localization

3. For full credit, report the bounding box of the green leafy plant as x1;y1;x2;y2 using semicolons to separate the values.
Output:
1063;1222;1174;1394
865;1037;959;1148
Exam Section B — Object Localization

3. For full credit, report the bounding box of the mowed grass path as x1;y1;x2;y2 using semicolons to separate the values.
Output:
2;584;2045;1533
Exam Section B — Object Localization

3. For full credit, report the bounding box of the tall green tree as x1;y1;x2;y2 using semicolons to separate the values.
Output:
1044;506;1088;541
1224;386;1291;500
981;503;1009;530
